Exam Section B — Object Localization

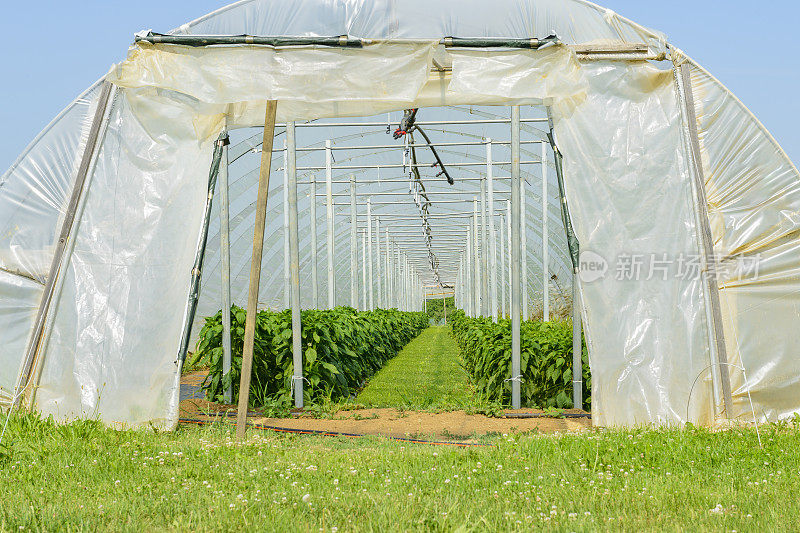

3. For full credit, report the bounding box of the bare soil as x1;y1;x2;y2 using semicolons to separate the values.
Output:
179;371;592;442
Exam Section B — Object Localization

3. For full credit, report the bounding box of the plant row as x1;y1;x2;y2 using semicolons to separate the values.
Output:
189;306;429;406
449;309;591;410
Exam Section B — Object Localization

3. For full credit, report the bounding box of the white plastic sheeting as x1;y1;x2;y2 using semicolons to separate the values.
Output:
0;82;102;403
681;55;800;423
550;62;715;426
0;272;41;402
0;85;101;283
35;89;214;428
1;0;797;428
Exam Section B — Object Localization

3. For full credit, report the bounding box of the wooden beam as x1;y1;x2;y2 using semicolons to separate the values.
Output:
235;100;278;440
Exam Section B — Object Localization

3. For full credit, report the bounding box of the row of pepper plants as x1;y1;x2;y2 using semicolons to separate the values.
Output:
449;310;591;410
189;306;428;406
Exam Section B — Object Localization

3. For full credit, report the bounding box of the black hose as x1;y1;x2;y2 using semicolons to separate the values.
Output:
503;412;591;419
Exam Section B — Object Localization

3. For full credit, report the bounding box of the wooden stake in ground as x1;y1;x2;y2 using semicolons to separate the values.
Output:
236;100;278;440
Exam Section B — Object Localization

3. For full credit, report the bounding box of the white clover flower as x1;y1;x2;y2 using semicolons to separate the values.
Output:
302;494;311;503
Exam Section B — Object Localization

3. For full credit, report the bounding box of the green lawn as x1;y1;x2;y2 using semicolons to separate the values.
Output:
2;413;799;531
356;326;472;408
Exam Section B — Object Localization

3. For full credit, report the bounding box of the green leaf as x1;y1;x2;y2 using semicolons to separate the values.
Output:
305;347;317;364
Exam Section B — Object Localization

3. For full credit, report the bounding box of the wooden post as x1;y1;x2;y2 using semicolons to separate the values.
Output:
235;100;278;440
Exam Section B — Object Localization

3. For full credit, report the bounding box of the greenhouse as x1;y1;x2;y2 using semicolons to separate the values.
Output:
1;0;798;431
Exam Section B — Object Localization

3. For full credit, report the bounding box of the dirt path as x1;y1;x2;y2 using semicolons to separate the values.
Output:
180;373;591;441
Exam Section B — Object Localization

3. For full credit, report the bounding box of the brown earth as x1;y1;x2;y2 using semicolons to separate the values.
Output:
179;371;592;442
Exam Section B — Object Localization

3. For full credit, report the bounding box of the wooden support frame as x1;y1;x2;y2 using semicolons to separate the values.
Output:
236;100;278;440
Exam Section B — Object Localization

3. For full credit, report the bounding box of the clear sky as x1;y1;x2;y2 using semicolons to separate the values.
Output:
1;0;797;170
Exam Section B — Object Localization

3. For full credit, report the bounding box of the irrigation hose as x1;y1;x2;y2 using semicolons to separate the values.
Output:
503;413;591;420
178;417;493;448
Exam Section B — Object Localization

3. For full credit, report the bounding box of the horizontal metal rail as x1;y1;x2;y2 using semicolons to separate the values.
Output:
256;117;548;130
354;211;503;218
267;140;545;153
382;223;471;228
334;199;483;206
134;33;560;50
297;176;516;185
314;190;510;197
297;160;540;171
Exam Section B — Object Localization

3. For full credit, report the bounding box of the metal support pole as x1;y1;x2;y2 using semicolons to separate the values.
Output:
350;175;358;308
177;142;231;372
466;226;473;316
510;106;522;410
367;199;374;310
472;200;480;316
236;100;277;440
396;245;402;309
480;178;488;317
385;228;391;308
406;259;411;311
397;252;403;311
572;274;582;409
310;176;319;308
457;255;463;310
442;285;447;323
487;139;498;322
462;255;467;312
462;255;467;313
361;232;367;311
326;140;335;309
400;255;406;311
405;259;409;311
463;234;472;316
546;107;583;410
219;128;233;403
542;142;550;322
500;215;506;318
376;217;383;309
521;167;528;321
507;201;512;319
287;121;303;408
677;64;734;417
283;141;290;309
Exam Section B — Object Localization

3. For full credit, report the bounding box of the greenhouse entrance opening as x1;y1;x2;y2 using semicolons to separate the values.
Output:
180;104;587;428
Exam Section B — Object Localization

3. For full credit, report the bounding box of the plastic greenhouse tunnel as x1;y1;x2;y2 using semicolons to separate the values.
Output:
0;0;798;433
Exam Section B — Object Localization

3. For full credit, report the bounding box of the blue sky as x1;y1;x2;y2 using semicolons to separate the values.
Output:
1;1;797;169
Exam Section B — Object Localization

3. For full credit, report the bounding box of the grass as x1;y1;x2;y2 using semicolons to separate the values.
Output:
355;326;472;409
2;412;800;531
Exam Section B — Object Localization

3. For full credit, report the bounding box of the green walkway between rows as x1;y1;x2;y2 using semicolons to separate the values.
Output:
356;326;471;408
